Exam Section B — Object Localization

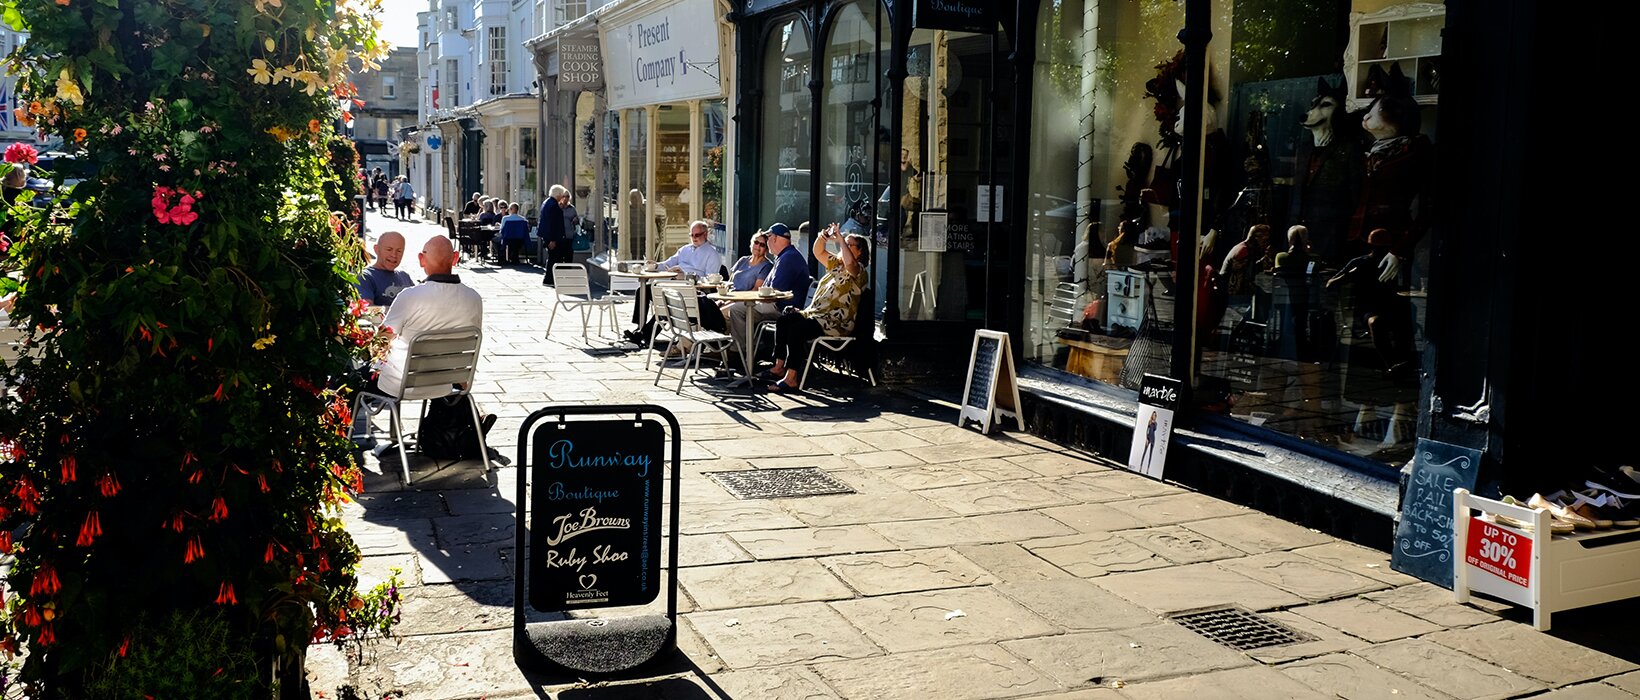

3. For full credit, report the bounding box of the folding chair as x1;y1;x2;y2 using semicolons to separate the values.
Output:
796;284;879;390
545;263;622;342
353;326;492;484
653;290;733;394
754;278;819;367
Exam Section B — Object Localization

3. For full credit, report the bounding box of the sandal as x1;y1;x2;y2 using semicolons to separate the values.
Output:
1572;489;1640;529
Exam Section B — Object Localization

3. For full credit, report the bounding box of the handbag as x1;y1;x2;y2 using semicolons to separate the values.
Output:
416;395;491;460
900;173;923;211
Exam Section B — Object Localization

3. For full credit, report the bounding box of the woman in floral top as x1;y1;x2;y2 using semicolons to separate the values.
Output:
767;222;869;392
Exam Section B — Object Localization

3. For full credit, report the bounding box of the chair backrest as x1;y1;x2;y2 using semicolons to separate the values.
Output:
660;290;697;337
399;326;482;400
444;215;457;239
652;280;698;318
554;263;592;298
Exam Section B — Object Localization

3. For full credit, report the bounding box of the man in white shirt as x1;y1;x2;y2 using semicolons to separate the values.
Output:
373;235;484;399
656;221;722;277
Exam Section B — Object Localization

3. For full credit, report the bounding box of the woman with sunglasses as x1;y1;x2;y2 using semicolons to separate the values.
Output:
765;222;869;392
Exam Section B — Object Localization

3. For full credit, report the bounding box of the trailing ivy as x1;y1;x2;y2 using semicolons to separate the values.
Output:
0;0;396;693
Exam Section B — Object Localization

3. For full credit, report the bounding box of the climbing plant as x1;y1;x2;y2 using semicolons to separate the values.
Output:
0;0;398;694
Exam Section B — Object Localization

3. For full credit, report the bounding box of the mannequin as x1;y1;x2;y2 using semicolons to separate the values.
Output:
1288;76;1362;266
1349;64;1433;272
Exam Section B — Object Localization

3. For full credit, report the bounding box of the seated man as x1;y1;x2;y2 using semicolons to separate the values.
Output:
356;231;415;307
498;202;531;265
371;235;485;400
657;220;722;277
726;222;811;362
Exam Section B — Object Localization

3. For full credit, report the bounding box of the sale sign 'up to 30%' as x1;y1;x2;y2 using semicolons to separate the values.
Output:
1464;517;1533;588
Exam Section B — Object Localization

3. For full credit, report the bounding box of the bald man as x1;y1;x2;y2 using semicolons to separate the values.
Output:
373;235;485;398
358;231;415;306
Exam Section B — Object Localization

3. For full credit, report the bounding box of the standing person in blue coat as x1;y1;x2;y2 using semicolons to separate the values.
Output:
537;184;571;284
498;202;531;265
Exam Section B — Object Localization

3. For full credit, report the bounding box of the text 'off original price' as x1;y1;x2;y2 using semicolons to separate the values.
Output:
1465;518;1532;588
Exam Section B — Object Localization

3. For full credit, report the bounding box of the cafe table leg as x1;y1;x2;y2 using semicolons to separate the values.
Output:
729;301;758;388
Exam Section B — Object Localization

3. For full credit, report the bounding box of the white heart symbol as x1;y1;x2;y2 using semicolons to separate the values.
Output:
579;574;597;590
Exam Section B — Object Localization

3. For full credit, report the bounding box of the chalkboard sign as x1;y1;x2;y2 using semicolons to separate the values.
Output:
958;330;1021;434
1391;438;1483;589
529;419;665;611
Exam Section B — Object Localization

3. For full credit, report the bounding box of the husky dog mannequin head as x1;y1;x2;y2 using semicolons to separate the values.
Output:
1302;76;1350;147
1361;64;1420;142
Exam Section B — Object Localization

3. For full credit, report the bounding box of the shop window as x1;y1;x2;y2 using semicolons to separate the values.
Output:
700;99;728;247
759;18;813;248
655;105;692;253
1021;0;1439;468
383;75;397;100
820;1;890;303
623;108;650;260
520;126;538;208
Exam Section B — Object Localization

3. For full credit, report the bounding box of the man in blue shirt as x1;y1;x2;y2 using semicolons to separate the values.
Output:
727;222;811;358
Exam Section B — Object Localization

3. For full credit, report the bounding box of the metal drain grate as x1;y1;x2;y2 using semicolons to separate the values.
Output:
707;468;856;499
1168;606;1316;651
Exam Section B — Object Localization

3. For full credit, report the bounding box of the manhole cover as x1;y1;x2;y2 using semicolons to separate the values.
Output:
707;468;856;499
1168;606;1316;651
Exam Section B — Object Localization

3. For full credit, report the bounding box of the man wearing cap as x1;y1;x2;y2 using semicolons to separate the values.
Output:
726;222;812;361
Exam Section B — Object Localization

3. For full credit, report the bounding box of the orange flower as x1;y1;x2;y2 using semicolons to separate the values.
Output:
30;563;60;596
37;625;54;646
307;118;321;134
59;455;76;483
184;536;205;563
208;495;228;522
73;127;86;143
97;471;120;497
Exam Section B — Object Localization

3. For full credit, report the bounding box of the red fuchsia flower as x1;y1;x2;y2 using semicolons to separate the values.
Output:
59;455;76;483
36;624;54;647
76;511;102;546
151;185;203;226
184;536;205;563
30;563;60;596
0;530;13;553
208;495;228;522
4;143;37;164
97;471;120;497
214;581;237;605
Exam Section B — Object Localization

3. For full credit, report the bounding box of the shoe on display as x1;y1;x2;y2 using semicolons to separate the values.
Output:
1527;493;1599;531
1572;489;1640;529
1496;495;1575;534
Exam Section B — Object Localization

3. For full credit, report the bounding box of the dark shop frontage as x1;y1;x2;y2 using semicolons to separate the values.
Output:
726;0;1624;547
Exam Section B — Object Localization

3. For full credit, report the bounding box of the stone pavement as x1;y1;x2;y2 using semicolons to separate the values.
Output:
306;214;1640;699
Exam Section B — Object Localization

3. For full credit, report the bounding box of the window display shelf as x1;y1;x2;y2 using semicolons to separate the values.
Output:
1344;3;1445;110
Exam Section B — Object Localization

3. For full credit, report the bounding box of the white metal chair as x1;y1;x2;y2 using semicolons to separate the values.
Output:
545;263;622;342
653;290;734;394
353;326;492;484
793;284;879;390
644;280;698;369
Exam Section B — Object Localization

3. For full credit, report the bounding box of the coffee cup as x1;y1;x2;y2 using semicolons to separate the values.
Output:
643;261;658;272
759;287;777;298
706;273;722;284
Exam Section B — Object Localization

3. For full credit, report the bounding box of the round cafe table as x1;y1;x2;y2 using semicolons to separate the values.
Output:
708;289;793;386
609;268;681;330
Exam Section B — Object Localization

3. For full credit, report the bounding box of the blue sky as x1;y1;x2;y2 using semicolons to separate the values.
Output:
379;0;422;50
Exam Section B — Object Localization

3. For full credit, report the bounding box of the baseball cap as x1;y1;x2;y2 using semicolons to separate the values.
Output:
764;222;791;238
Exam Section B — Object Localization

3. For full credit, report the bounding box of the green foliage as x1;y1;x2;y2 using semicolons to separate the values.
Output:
0;0;394;692
80;610;261;700
327;134;364;214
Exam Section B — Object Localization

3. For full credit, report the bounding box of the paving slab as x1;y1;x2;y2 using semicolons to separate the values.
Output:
1030;474;1136;503
1276;653;1454;700
1244;610;1368;663
811;644;1062;700
1532;683;1640;699
391;581;515;636
841;449;927;469
875;459;1039;490
1288;597;1443;643
676;559;855;610
993;579;1159;632
1022;532;1172;578
870;511;1078;548
1000;623;1253;686
684;602;883;668
1606;670;1640;695
1002;451;1110;477
1362;583;1506;628
730;525;899;559
1285;543;1415;587
820;547;997;595
1092;562;1306;613
708;666;842;699
954;543;1075;582
675;533;754;567
358;553;421;588
1179;513;1335;554
350;518;438;556
1117;665;1333;700
1103;493;1251;527
917;480;1082;515
831;587;1059;652
1040;503;1150;534
340;629;533;700
1120;525;1246;564
1214;551;1388;602
1424;621;1639;686
776;490;957;526
1352;637;1547;699
677;500;808;534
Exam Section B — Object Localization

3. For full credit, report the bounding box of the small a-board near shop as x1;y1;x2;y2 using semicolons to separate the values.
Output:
513;405;681;676
1390;438;1482;589
1125;373;1181;480
958;330;1022;434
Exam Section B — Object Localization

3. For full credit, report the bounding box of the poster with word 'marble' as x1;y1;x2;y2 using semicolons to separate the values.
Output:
529;419;665;612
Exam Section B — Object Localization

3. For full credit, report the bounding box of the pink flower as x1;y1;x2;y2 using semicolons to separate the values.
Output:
4;143;38;165
111;124;123;136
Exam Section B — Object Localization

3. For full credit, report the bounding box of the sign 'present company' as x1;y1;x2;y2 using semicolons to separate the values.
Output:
601;0;724;110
